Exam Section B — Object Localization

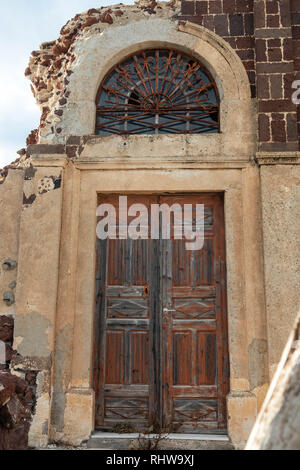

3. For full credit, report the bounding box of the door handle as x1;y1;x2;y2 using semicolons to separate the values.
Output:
163;308;176;312
144;285;149;297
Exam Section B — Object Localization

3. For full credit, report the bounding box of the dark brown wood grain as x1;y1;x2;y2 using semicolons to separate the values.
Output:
94;194;229;433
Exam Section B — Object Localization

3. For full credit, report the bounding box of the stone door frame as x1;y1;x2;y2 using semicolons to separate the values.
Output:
44;149;268;448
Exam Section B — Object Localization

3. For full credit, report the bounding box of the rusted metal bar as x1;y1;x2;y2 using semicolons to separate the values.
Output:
96;49;219;135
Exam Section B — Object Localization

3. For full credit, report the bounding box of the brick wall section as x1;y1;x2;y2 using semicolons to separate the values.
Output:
179;0;300;151
179;0;256;97
254;0;298;151
291;0;300;149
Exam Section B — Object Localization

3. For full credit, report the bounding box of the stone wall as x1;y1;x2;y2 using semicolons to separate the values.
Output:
0;169;23;314
13;161;64;448
178;0;300;152
180;0;256;96
0;372;32;450
0;169;36;449
0;165;63;448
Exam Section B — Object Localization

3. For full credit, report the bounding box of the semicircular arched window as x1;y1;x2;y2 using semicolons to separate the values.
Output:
96;49;219;135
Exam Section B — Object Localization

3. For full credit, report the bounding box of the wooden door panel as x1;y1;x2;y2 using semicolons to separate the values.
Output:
172;331;217;387
104;397;149;419
95;193;229;433
172;237;214;286
172;319;216;330
106;286;145;297
173;299;215;319
95;196;158;430
171;286;216;298
172;386;217;397
173;399;219;432
131;331;150;384
107;298;149;319
173;399;218;421
196;332;217;385
107;240;149;286
105;331;125;384
161;194;228;432
173;331;193;385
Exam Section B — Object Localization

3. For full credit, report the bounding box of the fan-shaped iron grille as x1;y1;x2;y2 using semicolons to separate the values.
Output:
96;49;219;135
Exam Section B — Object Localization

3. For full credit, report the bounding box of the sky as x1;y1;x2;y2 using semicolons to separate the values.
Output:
0;0;134;169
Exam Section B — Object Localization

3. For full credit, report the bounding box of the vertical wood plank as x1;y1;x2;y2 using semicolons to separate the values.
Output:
94;237;108;426
149;233;162;428
161;236;173;428
214;195;229;428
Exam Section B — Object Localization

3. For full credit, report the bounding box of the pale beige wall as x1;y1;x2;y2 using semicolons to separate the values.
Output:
0;169;24;318
12;163;64;448
260;164;300;379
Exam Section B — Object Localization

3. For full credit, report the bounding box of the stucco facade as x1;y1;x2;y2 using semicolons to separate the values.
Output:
0;1;300;450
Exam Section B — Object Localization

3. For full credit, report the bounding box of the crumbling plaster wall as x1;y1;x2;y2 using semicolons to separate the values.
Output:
11;161;64;448
0;170;24;372
0;161;65;448
0;170;24;319
0;169;38;449
24;1;182;145
0;158;70;448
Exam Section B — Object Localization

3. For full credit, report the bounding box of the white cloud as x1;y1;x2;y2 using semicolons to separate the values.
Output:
0;143;22;168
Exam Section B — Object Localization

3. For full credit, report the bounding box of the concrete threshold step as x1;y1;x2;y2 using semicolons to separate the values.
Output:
87;432;234;450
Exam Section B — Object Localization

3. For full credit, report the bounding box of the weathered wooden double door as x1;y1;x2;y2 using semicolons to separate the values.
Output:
94;194;229;433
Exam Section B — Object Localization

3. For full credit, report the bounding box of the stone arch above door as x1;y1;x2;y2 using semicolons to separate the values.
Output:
29;16;255;159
